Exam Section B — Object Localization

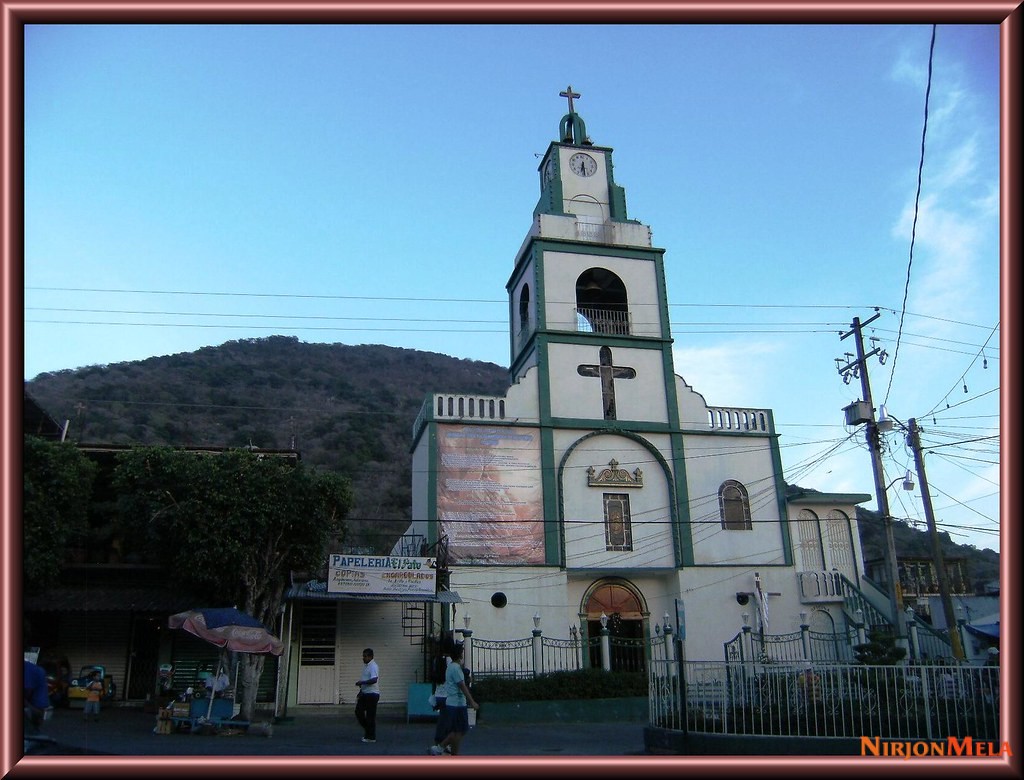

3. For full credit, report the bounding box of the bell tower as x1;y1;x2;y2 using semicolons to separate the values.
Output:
508;86;677;431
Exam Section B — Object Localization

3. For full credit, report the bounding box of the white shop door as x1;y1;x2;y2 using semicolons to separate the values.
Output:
296;603;338;704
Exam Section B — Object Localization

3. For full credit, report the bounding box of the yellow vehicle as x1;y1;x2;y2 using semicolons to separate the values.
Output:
67;665;115;703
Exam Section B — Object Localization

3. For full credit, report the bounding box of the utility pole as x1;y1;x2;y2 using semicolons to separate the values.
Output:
907;417;966;660
838;314;905;643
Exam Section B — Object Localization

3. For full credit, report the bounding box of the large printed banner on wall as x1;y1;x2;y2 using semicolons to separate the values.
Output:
327;554;437;595
437;424;545;564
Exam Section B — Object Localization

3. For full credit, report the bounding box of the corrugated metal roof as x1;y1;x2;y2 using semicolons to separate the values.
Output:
286;581;462;604
964;622;1000;640
23;586;202;613
26;582;462;611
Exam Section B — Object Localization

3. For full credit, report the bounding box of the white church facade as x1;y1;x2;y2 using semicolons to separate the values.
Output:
409;90;873;664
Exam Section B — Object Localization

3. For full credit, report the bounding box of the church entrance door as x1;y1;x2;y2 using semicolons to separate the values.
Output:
584;581;647;672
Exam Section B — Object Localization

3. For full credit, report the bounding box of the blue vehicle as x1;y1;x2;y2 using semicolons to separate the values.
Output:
67;665;116;704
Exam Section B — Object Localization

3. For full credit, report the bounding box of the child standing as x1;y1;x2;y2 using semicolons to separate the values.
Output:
83;669;103;721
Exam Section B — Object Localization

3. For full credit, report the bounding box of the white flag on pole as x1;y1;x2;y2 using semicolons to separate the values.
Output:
755;572;769;634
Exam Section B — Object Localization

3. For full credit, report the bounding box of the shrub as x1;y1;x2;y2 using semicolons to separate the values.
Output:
471;668;647;703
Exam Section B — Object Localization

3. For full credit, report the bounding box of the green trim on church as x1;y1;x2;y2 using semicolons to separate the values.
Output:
539;425;562;565
766;421;795;566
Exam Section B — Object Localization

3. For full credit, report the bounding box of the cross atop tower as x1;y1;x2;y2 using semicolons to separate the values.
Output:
560;85;581;114
558;86;590;146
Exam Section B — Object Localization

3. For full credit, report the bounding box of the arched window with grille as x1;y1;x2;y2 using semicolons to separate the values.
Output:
518;284;531;334
719;480;752;530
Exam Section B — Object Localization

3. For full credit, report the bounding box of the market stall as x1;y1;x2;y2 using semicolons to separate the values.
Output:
159;607;283;735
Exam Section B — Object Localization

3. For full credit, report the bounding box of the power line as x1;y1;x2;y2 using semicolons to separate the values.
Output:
923;323;1000;419
883;23;937;406
24;319;1000;357
23;288;1001;332
920;434;999;452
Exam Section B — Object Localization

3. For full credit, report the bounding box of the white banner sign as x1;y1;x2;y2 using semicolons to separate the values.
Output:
327;554;437;596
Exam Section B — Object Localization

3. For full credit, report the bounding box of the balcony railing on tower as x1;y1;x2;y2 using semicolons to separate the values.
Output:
575;218;611;243
576;307;631;336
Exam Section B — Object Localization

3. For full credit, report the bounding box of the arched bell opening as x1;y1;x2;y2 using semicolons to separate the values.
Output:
575;269;629;335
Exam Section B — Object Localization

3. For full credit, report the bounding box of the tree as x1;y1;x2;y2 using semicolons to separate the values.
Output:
22;436;97;593
113;446;353;720
853;628;908;665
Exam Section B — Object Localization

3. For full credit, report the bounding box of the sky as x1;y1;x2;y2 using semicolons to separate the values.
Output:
22;23;1001;557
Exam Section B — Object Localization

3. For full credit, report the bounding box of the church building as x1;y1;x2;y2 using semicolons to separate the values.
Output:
410;89;871;664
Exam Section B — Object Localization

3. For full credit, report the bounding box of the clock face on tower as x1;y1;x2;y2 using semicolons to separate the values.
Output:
543;158;555;183
568;152;597;177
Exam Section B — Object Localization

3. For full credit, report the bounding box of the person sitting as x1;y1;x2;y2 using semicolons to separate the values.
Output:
204;670;230;694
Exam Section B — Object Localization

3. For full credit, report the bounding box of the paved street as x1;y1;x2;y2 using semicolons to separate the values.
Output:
22;704;649;759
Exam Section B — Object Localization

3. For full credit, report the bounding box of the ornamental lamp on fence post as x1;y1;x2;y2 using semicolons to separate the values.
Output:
531;612;543;678
855;609;867;647
799;611;811;661
740;612;752;665
662;612;675;665
461;614;473;676
956;608;970;662
569;624;580;669
570;624;582;670
906;606;920;661
599;613;611;672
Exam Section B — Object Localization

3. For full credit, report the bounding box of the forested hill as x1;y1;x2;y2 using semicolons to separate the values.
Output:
25;335;999;586
26;336;509;550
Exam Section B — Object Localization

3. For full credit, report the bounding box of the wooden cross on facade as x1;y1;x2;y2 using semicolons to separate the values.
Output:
577;346;636;420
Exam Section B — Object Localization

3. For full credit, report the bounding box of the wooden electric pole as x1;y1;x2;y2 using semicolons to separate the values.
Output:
839;313;905;642
907;417;966;660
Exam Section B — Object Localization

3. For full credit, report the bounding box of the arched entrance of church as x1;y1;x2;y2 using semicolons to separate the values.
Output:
581;579;648;672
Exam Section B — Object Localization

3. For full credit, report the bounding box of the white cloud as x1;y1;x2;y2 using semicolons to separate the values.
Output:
672;339;782;408
891;149;989;338
927;86;970;138
890;46;927;88
927;136;978;192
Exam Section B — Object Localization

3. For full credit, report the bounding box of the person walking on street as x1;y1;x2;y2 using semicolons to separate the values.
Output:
429;644;454;754
429;643;478;756
354;648;380;743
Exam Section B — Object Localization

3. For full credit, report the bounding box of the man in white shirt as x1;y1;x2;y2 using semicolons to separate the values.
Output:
354;648;380;743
